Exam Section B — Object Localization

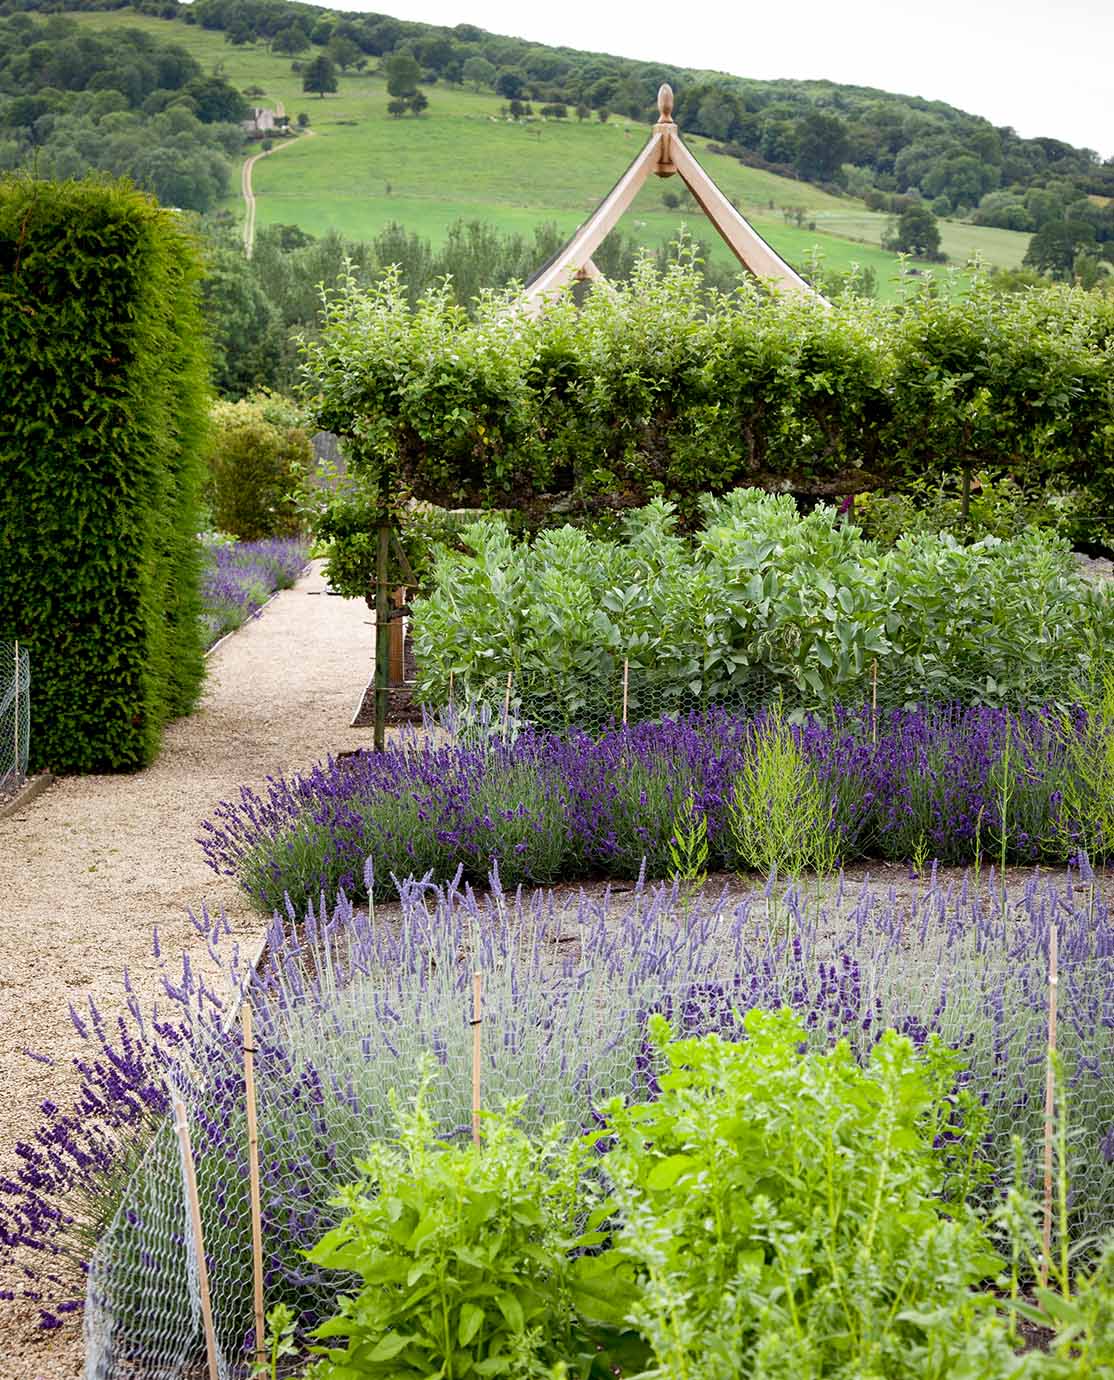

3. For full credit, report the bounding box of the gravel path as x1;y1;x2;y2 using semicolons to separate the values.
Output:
0;561;372;1377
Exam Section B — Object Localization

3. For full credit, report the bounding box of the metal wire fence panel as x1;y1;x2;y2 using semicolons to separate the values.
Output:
0;640;29;795
83;875;1114;1378
431;658;1091;746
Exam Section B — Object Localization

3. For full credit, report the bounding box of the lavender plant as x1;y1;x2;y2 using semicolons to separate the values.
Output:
200;704;1091;910
199;536;310;649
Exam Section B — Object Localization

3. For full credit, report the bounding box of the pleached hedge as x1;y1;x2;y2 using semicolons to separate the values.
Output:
0;177;210;772
304;254;1114;530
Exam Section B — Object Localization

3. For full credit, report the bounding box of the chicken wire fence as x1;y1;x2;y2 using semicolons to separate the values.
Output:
0;640;30;796
427;656;1091;744
83;878;1114;1379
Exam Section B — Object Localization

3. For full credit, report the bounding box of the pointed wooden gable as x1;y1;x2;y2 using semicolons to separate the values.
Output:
520;84;824;314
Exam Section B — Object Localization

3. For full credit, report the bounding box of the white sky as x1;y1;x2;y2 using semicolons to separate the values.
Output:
319;0;1113;158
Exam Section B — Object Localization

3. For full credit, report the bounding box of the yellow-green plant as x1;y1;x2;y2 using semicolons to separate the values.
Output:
725;711;840;882
668;790;709;901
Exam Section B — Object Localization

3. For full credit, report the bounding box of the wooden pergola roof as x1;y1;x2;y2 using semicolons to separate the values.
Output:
520;84;824;314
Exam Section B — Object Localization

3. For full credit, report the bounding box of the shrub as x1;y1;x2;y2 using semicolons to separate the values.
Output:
199;703;1093;909
302;254;1114;526
410;493;1114;715
204;392;311;541
0;176;209;772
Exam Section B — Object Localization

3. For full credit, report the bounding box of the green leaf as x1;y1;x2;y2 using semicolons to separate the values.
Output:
459;1301;485;1347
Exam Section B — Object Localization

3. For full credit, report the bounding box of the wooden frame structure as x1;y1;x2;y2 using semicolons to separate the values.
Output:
520;84;823;313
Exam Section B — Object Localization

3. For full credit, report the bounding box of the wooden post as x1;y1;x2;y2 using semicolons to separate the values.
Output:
501;671;512;734
622;658;630;726
389;587;406;686
374;522;391;752
471;972;483;1147
1041;923;1059;1288
871;658;878;746
243;1003;265;1369
171;1093;220;1380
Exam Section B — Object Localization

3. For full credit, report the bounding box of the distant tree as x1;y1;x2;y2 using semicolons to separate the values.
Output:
575;104;590;121
662;189;680;209
408;90;428;116
597;107;610;123
184;75;247;124
539;102;567;119
302;54;338;99
462;55;496;90
272;24;310;56
1024;220;1097;279
794;111;849;182
387;97;409;119
327;35;362;73
494;68;527;99
385;50;421;98
508;99;526;119
296;111;310;129
884;204;943;259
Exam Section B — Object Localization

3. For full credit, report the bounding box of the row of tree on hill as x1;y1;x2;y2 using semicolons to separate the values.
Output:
0;12;247;209
35;0;1111;226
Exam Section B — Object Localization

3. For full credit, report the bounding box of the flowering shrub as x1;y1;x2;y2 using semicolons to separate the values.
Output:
3;868;1112;1354
199;704;1091;908
199;536;309;648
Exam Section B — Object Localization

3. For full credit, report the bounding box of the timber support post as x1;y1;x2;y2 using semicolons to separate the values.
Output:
374;521;391;751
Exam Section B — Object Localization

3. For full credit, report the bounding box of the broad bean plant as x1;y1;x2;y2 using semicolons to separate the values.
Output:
411;490;1113;714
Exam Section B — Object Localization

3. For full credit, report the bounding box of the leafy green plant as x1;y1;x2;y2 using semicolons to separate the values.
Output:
253;1302;300;1380
593;1010;1018;1380
305;1071;643;1379
410;492;1113;720
725;711;840;881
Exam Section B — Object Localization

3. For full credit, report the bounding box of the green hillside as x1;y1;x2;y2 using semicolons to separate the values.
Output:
71;10;1007;297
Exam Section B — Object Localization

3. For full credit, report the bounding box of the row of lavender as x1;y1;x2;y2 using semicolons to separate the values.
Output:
200;701;1113;906
4;867;1111;1368
198;536;310;650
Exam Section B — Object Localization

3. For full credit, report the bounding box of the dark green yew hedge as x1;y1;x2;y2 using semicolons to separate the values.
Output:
0;177;210;773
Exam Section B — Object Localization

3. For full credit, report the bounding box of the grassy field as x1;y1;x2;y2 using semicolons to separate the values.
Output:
74;11;1017;298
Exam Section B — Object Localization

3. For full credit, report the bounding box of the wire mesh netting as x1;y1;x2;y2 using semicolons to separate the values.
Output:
0;640;29;797
83;870;1114;1378
425;657;1093;745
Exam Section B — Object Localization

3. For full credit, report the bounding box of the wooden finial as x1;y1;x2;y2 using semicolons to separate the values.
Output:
657;83;674;123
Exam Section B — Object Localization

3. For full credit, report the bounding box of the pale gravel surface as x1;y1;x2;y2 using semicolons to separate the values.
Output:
0;561;372;1378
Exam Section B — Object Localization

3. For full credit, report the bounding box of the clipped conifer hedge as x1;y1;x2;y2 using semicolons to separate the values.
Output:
0;177;210;772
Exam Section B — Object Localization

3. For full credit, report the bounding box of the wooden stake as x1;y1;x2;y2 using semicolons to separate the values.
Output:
374;522;391;752
622;658;630;726
389;586;406;686
502;672;512;734
471;972;483;1147
171;1093;220;1380
871;658;878;745
1041;923;1059;1288
242;1003;265;1369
